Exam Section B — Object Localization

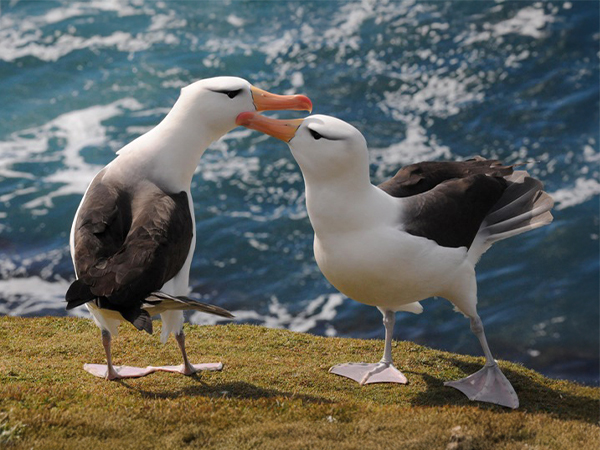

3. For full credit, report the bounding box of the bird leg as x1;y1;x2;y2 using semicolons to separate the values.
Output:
83;329;224;379
175;331;197;376
329;310;408;385
102;329;121;380
381;309;395;364
444;315;519;409
83;329;157;380
471;315;497;365
143;329;224;375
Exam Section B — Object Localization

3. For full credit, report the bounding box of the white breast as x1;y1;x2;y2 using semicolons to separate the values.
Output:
314;225;471;311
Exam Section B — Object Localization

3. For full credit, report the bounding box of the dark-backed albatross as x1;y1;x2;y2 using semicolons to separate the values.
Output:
66;77;312;380
236;112;553;409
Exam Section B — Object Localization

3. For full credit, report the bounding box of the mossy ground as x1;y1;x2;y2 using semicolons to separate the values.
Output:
0;316;598;449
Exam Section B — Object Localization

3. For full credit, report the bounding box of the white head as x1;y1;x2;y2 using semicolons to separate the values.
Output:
167;76;313;141
236;112;370;186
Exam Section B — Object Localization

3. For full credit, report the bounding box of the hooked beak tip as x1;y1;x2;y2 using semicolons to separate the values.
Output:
236;111;255;127
298;95;313;113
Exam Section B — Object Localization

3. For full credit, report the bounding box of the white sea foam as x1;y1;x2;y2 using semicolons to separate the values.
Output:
198;152;260;185
322;0;425;58
226;15;245;28
493;6;556;39
149;11;187;32
380;73;485;120
0;98;143;209
550;177;600;211
456;5;557;46
189;293;345;336
0;1;180;62
370;119;453;180
0;276;87;317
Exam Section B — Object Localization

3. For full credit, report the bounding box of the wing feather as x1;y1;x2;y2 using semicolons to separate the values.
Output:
67;172;193;330
379;157;513;198
400;173;508;249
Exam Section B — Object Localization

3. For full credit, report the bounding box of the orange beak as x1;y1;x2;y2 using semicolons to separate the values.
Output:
250;86;312;113
236;111;304;143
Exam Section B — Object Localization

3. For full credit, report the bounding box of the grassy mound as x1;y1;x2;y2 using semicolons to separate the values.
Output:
0;316;598;449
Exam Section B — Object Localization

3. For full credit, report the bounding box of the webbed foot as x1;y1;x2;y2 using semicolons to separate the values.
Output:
444;363;519;409
151;362;223;375
84;364;154;380
83;362;223;379
329;362;408;385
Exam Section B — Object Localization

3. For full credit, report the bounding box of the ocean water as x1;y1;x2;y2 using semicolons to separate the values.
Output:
0;0;598;385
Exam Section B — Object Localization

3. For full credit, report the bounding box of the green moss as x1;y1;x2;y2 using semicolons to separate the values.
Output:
0;317;598;449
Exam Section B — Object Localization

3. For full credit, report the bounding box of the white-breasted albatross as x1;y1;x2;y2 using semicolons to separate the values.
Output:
66;77;312;380
236;112;553;409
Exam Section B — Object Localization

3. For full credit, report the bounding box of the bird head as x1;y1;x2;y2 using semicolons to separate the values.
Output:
236;112;369;185
176;77;312;140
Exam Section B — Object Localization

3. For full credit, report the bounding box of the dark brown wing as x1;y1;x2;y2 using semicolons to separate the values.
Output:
66;171;193;331
378;157;513;198
401;173;508;249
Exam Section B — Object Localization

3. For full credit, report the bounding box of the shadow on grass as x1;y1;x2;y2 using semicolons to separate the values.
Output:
410;356;599;424
118;378;332;404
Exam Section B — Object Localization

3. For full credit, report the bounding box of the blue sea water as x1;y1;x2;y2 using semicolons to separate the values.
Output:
0;0;598;385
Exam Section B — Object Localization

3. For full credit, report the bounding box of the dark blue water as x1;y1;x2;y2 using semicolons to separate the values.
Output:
0;1;598;385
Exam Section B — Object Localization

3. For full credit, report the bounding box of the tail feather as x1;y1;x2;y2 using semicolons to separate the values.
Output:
468;170;554;264
120;307;153;334
483;210;553;244
144;291;234;319
484;180;542;223
484;194;554;237
65;279;94;310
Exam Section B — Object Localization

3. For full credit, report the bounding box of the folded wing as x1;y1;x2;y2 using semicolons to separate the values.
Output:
66;171;193;332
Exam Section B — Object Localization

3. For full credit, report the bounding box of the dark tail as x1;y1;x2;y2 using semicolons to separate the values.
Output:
120;307;153;334
66;279;153;334
65;279;94;310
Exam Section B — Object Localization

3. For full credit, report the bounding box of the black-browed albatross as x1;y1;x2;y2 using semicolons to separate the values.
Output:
66;77;312;380
236;112;553;409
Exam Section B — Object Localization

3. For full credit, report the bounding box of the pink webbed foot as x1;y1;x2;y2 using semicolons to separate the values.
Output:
150;362;224;375
329;362;408;385
83;362;223;380
444;363;519;409
84;364;156;380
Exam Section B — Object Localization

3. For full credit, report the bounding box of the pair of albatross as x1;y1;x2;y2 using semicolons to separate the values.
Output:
234;112;553;409
67;76;553;409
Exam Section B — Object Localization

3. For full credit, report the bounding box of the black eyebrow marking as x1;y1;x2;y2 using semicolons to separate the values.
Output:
307;126;342;141
209;89;243;98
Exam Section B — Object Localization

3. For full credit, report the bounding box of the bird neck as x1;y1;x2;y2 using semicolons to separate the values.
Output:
305;178;397;236
117;99;221;193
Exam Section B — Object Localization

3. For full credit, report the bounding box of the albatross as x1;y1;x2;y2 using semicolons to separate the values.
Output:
66;77;312;380
236;112;553;409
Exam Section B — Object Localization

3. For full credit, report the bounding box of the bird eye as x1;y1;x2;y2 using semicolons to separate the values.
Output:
225;89;242;99
309;128;323;140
